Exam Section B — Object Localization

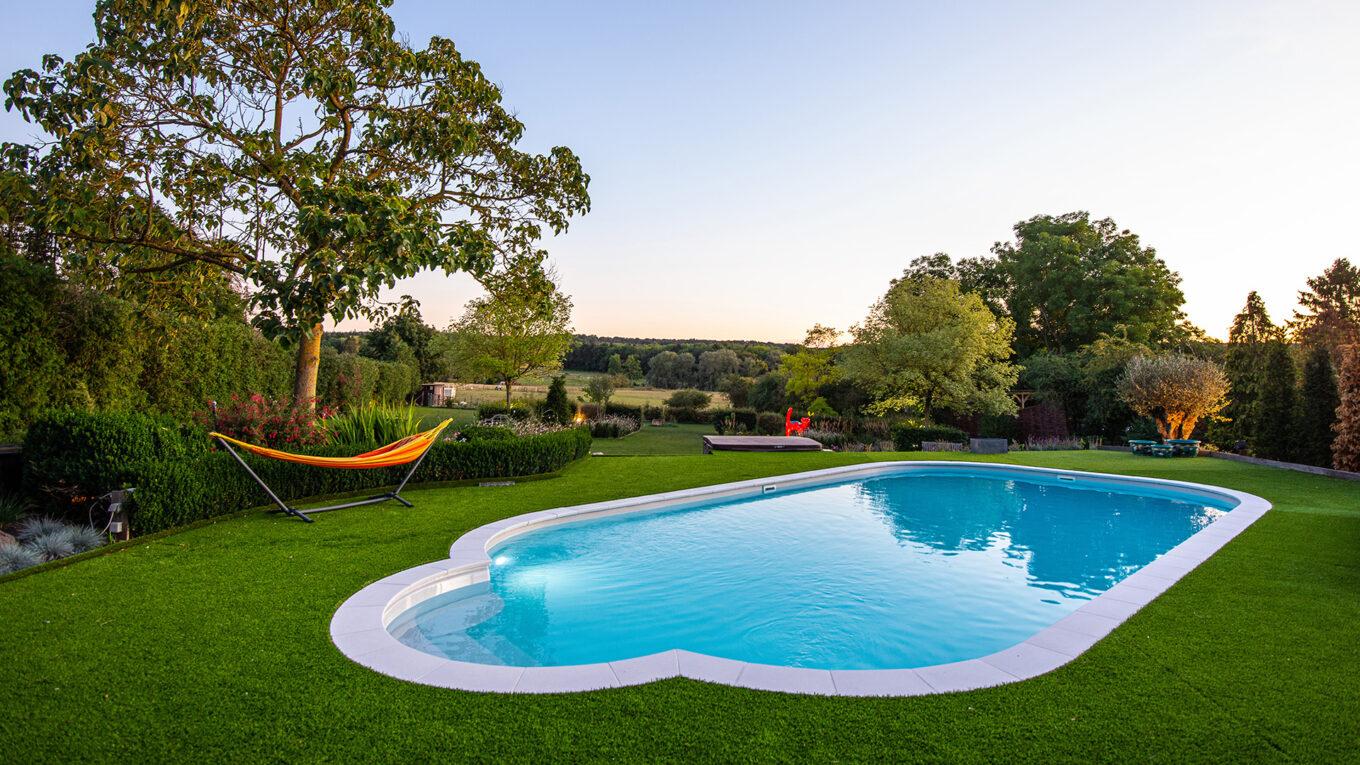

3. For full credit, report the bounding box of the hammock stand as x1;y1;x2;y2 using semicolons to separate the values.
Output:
209;419;453;523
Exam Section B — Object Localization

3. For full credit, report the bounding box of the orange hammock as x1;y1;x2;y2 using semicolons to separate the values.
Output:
209;419;453;522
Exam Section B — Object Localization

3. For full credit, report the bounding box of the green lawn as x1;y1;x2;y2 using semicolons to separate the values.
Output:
2;451;1358;762
411;406;477;430
591;422;716;455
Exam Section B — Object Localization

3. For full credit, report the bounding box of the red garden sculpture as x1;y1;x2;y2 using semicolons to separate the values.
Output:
785;408;811;437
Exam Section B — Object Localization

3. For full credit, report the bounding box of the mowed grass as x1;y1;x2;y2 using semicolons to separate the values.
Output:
450;378;731;409
1;451;1357;762
590;422;716;455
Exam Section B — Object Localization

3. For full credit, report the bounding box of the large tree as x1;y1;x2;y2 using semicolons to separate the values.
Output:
1;0;589;406
1214;291;1285;445
1295;344;1341;468
1252;343;1299;461
991;212;1185;356
448;278;573;406
841;275;1018;423
1290;258;1360;357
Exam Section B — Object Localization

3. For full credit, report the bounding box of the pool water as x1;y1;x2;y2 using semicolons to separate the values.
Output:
387;470;1231;670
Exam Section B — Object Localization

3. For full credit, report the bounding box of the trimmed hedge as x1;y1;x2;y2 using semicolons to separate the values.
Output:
603;403;644;421
891;425;968;451
129;427;592;534
23;411;209;514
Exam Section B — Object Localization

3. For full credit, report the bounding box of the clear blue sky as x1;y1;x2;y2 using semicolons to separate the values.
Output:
3;1;1357;342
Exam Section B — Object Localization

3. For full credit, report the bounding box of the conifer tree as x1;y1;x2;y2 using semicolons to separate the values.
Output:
1333;347;1360;472
1252;342;1298;461
1211;292;1282;446
1295;345;1341;467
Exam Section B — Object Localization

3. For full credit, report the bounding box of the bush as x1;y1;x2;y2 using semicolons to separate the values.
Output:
23;411;209;516
664;389;711;410
128;427;592;535
544;376;572;425
710;409;759;435
198;393;332;448
456;425;517;442
642;405;665;421
891;425;968;451
669;408;710;425
755;412;784;435
590;415;640;439
475;401;535;421
603;403;644;421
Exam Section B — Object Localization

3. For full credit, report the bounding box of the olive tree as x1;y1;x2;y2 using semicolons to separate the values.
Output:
1;0;589;405
1117;355;1229;440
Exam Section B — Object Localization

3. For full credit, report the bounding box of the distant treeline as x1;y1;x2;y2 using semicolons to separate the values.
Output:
564;336;796;377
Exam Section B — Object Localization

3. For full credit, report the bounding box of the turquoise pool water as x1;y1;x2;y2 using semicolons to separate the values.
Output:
387;469;1232;670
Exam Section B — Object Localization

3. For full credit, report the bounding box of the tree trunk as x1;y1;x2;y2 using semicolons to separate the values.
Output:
294;323;324;409
504;379;513;406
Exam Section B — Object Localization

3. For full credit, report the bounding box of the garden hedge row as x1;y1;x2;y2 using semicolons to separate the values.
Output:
22;411;591;535
891;425;969;451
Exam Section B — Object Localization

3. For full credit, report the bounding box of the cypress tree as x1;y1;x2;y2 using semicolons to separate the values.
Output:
1333;347;1360;472
1295;345;1341;467
1211;292;1281;447
544;375;572;425
1252;342;1298;461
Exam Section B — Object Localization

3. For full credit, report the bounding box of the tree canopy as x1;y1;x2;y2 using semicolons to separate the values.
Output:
1;0;589;403
1117;355;1229;441
991;212;1186;355
448;280;573;406
1290;258;1360;356
841;275;1018;423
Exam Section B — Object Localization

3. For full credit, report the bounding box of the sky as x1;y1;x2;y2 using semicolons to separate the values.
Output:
2;0;1357;343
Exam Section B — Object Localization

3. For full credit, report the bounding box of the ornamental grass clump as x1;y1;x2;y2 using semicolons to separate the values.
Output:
26;526;77;562
324;403;420;446
0;492;30;525
0;544;41;574
13;515;66;542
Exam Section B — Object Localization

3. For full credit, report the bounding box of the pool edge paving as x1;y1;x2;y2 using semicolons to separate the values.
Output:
330;461;1271;696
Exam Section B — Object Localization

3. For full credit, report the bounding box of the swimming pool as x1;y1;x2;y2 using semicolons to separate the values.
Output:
332;462;1270;695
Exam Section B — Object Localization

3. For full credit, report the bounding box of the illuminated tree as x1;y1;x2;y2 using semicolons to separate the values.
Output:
1117;355;1229;440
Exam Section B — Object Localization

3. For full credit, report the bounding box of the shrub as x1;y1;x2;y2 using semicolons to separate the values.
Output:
1333;347;1360;472
544;376;572;425
664;389;711;410
198;393;332;448
755;412;784;435
0;543;41;574
669;408;710;425
603;403;644;421
475;402;535;421
891;425;968;451
323;403;419;446
710;409;759;435
590;415;640;439
129;427;592;535
1017;437;1084;451
23;411;208;515
642;405;665;421
803;428;852;449
456;425;517;442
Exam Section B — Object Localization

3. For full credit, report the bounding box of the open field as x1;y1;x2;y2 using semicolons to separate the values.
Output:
438;378;730;410
1;450;1357;761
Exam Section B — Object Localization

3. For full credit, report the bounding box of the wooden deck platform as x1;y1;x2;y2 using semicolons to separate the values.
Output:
701;435;824;454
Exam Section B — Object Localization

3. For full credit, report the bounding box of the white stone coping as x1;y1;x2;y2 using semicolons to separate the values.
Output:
331;461;1271;696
